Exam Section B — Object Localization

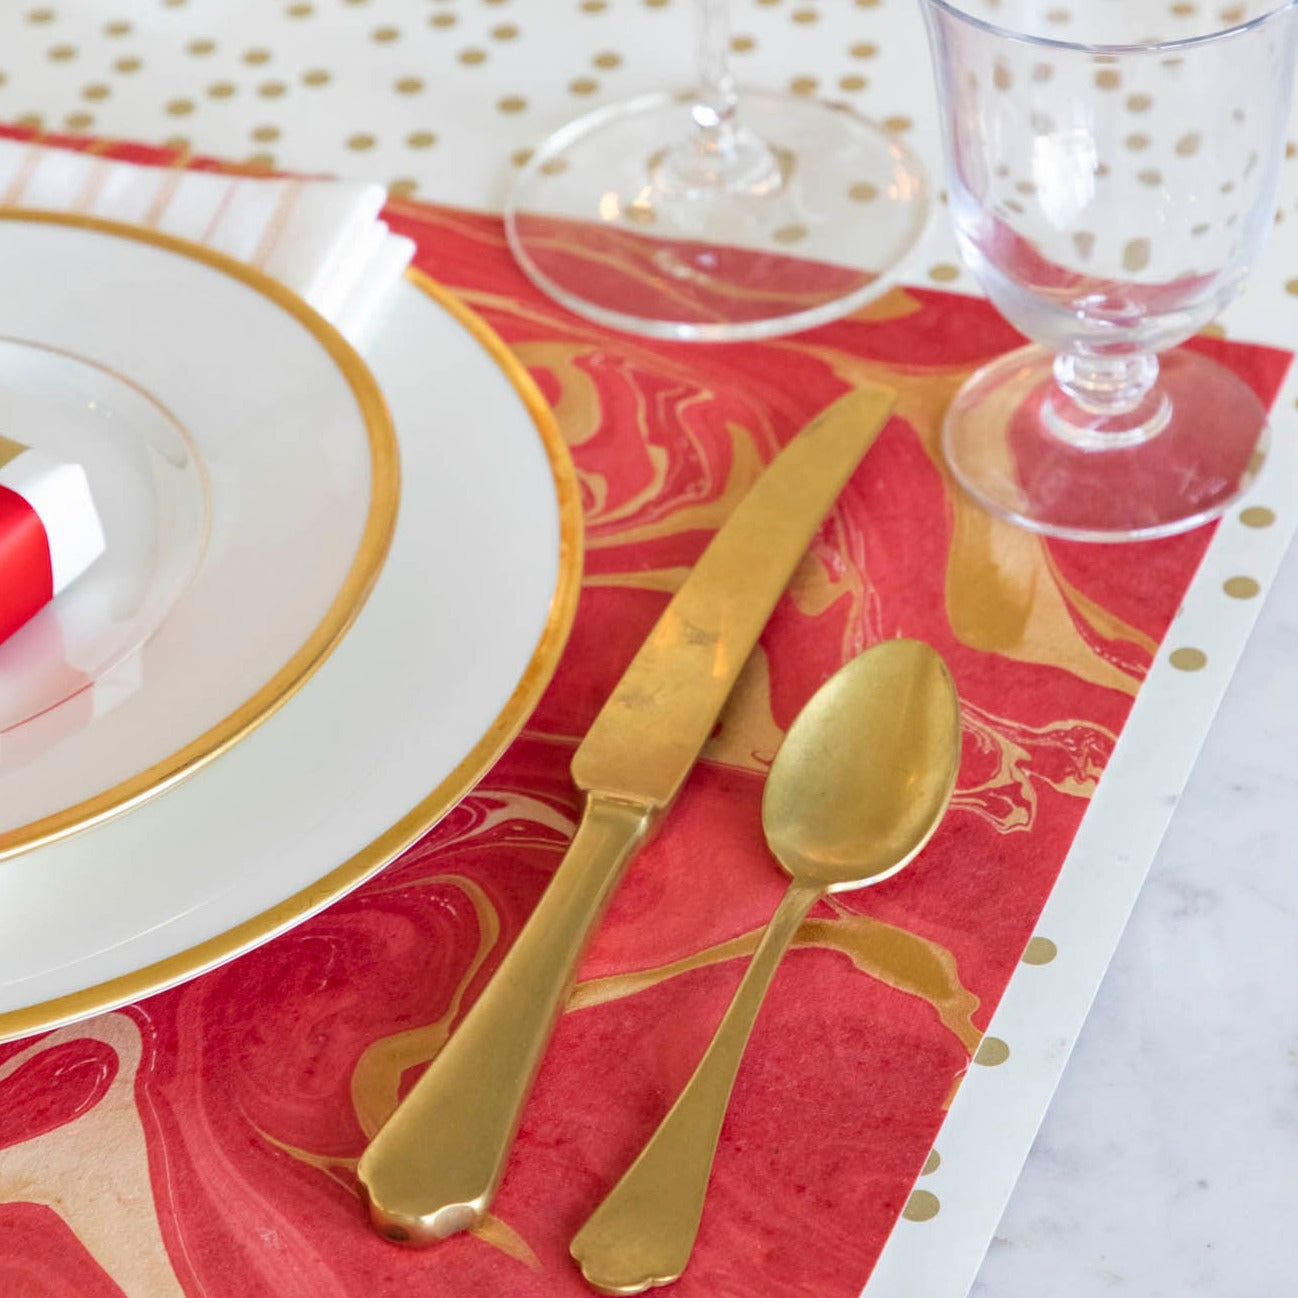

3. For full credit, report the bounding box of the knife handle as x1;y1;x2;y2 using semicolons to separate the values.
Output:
357;793;655;1246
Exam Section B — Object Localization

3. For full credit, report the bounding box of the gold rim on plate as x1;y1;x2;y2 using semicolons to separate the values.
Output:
0;266;584;1041
0;208;401;864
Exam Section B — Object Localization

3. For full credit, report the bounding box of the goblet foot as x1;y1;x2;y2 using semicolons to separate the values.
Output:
943;344;1269;543
504;89;929;342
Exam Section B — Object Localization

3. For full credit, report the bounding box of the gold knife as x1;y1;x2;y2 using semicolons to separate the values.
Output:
356;384;898;1246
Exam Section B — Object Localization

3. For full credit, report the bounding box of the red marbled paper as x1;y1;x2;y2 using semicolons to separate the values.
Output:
0;132;1290;1298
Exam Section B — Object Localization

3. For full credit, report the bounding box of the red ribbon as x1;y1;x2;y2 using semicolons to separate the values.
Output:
0;483;54;644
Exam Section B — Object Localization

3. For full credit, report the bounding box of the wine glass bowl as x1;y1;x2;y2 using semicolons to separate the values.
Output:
922;0;1298;540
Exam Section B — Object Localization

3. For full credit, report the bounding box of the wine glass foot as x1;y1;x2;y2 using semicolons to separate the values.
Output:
504;89;930;342
943;344;1269;543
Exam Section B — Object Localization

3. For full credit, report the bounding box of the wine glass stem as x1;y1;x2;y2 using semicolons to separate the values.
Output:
653;0;781;195
693;0;740;147
1053;348;1159;417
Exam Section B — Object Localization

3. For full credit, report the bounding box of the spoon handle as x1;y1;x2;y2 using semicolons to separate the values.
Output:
570;881;823;1296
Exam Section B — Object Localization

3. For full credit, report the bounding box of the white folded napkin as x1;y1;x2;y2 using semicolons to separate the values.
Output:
0;138;415;343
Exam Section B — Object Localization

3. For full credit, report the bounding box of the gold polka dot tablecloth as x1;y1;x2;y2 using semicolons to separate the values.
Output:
2;6;1298;1298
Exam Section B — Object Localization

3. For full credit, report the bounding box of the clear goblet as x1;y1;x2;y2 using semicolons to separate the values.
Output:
504;0;930;342
921;0;1298;541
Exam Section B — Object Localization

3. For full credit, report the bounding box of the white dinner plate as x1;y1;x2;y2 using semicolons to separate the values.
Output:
0;211;398;862
0;266;582;1040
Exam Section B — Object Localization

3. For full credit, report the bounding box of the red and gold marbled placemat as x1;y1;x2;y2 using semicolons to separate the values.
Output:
0;132;1290;1298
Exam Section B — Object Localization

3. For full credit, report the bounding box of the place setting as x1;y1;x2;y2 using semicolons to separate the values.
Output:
0;2;1296;1297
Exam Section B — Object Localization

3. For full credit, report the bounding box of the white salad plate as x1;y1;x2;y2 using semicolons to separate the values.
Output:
0;211;398;862
0;250;581;1039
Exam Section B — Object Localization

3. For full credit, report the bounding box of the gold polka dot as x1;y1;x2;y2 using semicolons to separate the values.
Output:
1176;131;1202;156
26;8;55;24
430;11;457;27
104;20;131;36
287;1;313;15
1191;221;1210;236
161;134;190;152
493;23;520;40
459;47;487;64
929;263;960;282
993;61;1012;91
14;113;44;129
244;47;272;65
498;95;527;113
389;177;418;198
1288;141;1297;159
347;132;376;151
1171;1;1197;14
1220;3;1246;21
258;80;288;98
731;34;755;52
974;1037;1010;1066
81;82;110;101
511;147;534;167
1022;936;1058;965
302;68;331;86
903;1191;941;1222
921;1150;941;1175
1032;62;1054;82
1127;92;1152;112
407;129;437;148
1045;6;1071;21
187;38;216;56
394;75;424;94
540;156;568;176
774;223;808;244
839;72;867;93
166;98;196;116
644;0;670;7
849;182;879;202
1200;321;1226;337
593;50;621;68
1169;647;1207;671
207;81;236;99
1073;231;1096;259
246;152;275;169
1138;168;1163;186
48;43;75;61
1125;132;1151;151
1123;238;1151;272
1223;576;1260;599
251;124;280;142
850;41;878;58
570;76;599;95
789;75;818;96
791;6;818;21
372;25;400;42
882;115;913;134
64;110;94;131
1241;506;1275;528
580;0;607;10
1095;68;1121;90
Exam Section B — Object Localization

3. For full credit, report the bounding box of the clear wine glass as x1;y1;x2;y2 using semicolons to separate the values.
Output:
921;0;1298;541
504;0;931;342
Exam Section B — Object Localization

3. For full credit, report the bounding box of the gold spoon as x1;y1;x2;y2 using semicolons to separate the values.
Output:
569;638;962;1296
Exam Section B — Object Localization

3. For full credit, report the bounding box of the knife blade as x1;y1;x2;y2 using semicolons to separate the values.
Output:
357;384;897;1246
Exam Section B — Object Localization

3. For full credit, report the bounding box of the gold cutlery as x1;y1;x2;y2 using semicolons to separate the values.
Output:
570;639;961;1295
357;385;898;1245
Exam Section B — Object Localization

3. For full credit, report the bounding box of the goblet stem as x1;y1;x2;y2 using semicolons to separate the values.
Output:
1044;347;1172;448
654;0;782;196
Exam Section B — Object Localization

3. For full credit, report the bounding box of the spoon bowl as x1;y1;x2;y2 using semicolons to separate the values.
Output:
571;639;962;1296
763;639;962;892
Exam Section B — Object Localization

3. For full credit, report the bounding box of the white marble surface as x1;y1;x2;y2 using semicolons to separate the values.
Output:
974;550;1298;1297
2;2;1297;1294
